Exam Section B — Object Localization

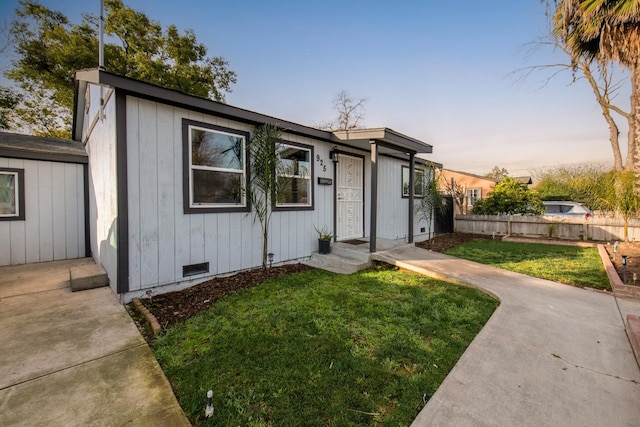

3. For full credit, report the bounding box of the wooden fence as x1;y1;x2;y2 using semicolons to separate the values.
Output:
454;215;640;242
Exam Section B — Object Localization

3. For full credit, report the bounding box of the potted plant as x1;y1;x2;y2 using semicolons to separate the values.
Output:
314;225;335;254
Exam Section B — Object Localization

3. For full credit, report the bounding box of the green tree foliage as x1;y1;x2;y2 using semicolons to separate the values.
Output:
533;163;608;208
484;166;509;179
601;170;640;238
5;0;236;137
472;177;544;215
0;88;21;130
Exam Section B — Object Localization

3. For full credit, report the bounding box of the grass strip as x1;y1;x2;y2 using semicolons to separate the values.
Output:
445;239;609;290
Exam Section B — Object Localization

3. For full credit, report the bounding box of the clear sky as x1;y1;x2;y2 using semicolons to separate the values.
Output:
0;0;630;177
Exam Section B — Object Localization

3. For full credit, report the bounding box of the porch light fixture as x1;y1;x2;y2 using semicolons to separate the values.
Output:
329;146;339;163
622;255;628;284
613;241;619;259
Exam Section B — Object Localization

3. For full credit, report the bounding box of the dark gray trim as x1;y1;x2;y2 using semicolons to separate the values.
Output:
0;148;88;164
115;90;129;294
75;69;335;144
369;141;378;253
83;164;91;257
401;166;425;199
408;153;415;244
182;119;251;214
0;132;87;164
0;167;25;221
273;140;315;212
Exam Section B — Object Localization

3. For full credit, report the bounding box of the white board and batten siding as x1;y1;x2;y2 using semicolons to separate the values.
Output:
0;157;85;266
84;82;118;290
374;156;431;242
124;97;336;300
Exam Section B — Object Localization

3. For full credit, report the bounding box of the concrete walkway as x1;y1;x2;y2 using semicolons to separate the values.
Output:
0;259;190;427
373;246;640;427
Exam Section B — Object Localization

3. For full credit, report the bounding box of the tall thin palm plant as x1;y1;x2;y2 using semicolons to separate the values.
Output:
246;124;284;269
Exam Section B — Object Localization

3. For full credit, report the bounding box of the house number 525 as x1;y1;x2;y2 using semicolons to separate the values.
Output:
316;154;327;172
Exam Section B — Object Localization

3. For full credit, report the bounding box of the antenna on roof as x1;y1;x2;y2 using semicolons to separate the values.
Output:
98;0;106;120
99;0;105;70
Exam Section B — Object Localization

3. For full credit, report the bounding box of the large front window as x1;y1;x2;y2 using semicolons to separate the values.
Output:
184;120;249;213
0;168;24;220
275;143;313;209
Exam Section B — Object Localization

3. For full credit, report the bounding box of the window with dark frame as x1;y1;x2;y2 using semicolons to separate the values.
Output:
401;166;425;198
275;142;313;210
0;168;25;221
184;120;250;213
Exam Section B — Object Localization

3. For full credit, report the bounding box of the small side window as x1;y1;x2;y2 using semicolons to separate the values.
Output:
0;168;25;221
402;166;425;198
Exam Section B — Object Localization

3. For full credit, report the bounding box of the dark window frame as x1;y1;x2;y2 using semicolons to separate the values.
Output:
273;140;314;212
401;165;425;198
182;119;251;214
0;167;25;221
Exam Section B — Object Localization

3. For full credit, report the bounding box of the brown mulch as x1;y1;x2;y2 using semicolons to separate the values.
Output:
130;232;639;338
134;263;312;331
604;241;640;286
414;232;494;253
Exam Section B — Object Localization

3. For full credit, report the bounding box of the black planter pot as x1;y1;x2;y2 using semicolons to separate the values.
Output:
318;238;331;254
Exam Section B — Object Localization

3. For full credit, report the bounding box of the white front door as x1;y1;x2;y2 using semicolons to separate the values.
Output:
336;154;364;240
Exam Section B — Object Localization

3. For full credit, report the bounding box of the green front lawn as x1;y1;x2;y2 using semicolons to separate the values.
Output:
153;267;497;426
445;239;610;290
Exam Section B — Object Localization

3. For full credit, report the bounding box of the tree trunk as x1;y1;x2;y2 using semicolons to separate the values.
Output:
583;62;624;170
605;111;623;170
633;64;640;182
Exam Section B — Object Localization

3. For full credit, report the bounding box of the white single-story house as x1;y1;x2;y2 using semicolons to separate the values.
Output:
0;133;88;266
2;68;438;303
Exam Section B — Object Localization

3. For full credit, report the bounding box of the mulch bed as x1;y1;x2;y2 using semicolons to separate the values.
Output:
604;241;640;286
134;263;312;331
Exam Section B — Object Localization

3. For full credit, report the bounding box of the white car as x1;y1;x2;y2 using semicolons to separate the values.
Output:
543;201;593;219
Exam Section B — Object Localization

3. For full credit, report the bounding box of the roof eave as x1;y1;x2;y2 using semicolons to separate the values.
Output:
332;128;432;154
73;68;335;143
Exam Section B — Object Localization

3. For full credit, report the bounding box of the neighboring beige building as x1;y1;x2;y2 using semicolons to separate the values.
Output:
438;168;532;214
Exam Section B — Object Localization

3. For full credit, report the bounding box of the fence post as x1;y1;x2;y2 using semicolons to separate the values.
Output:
507;216;512;236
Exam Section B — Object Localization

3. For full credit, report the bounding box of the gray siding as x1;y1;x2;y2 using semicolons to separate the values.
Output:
84;83;119;292
0;158;85;266
124;97;335;299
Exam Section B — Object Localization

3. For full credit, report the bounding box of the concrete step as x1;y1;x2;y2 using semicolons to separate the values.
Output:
303;248;371;275
70;263;109;292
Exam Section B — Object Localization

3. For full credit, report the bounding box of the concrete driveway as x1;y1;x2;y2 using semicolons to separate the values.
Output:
0;259;190;427
374;246;640;427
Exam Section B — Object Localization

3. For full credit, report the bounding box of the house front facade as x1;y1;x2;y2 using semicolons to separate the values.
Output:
73;69;436;302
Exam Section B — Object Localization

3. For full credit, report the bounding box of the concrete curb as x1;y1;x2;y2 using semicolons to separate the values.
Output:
598;244;640;299
627;314;640;365
132;298;162;335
